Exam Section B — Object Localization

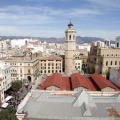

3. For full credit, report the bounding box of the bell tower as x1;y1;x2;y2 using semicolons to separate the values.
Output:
65;21;76;75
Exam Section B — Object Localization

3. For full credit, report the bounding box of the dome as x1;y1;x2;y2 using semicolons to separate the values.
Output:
68;22;73;28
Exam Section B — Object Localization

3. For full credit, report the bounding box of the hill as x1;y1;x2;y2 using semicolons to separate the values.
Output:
0;36;115;44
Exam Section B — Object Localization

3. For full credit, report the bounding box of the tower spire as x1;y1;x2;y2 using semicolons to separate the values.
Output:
68;19;73;28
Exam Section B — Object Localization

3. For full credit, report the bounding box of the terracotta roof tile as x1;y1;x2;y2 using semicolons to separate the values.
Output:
71;73;89;89
41;73;119;91
41;73;71;90
91;73;119;91
85;77;98;91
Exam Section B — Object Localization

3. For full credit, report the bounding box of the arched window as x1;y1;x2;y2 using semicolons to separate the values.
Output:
69;35;71;40
115;61;117;65
111;61;112;65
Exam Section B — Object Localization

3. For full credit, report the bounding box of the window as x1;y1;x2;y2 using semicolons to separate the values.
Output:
69;35;71;40
106;61;108;66
117;42;119;47
110;61;112;65
115;61;117;65
28;70;30;74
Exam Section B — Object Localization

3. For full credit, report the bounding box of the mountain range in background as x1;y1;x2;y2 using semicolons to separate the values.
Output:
0;36;115;44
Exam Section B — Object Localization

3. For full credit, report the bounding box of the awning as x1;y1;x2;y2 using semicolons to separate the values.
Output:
1;103;9;108
5;96;13;101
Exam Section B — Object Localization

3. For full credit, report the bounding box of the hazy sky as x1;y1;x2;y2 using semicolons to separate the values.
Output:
0;0;120;40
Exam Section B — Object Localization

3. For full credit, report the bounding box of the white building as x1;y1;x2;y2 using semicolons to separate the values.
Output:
74;59;82;71
0;40;11;51
11;38;32;48
115;36;120;48
109;68;120;88
0;61;11;103
78;43;91;52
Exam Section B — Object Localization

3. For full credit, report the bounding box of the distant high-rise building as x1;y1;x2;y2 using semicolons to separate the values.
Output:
65;22;76;75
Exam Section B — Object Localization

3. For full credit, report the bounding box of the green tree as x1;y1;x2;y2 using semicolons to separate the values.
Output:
105;69;110;80
0;105;18;120
11;80;22;91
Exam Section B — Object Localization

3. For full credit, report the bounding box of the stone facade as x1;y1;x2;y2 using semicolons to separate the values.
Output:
87;39;120;74
3;55;39;83
39;55;62;75
65;22;76;75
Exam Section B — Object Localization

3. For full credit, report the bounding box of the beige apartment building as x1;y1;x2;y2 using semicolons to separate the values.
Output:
87;37;120;74
39;55;63;75
3;52;39;83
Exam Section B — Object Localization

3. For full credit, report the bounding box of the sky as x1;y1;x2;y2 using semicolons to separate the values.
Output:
0;0;120;40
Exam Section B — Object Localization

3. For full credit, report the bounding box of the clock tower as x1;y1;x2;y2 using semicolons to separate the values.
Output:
65;21;76;75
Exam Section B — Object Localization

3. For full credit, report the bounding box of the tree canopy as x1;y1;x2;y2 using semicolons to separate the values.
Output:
0;105;18;120
11;80;22;91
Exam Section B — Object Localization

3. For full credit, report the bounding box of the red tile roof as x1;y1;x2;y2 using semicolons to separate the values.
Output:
71;73;89;90
28;41;39;46
41;73;71;90
91;73;119;91
40;73;119;91
85;77;98;91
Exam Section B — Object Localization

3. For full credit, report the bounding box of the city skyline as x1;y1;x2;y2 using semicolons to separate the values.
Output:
0;0;120;40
